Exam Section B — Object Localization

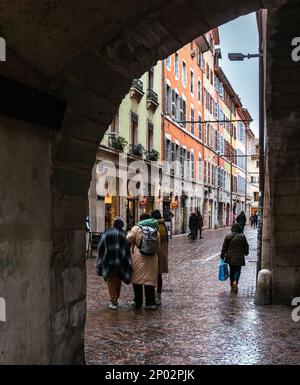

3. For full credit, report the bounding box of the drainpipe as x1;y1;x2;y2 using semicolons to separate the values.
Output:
161;60;166;213
257;10;265;277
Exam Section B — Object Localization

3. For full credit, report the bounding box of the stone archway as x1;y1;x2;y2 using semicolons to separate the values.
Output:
0;0;292;364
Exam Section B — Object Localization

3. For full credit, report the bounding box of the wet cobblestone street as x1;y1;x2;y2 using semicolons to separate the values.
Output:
85;227;300;365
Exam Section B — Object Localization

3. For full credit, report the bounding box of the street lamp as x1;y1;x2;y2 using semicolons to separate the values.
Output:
228;50;264;279
228;53;262;61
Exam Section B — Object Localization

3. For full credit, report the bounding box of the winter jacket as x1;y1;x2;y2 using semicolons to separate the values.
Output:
197;214;204;228
157;219;169;274
189;214;200;229
127;221;161;286
96;228;132;283
221;231;249;266
236;214;246;227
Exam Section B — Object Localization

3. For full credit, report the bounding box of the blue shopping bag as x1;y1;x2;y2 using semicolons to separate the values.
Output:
218;259;229;281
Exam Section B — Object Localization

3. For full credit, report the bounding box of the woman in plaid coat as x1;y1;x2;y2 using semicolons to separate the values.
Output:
96;217;132;310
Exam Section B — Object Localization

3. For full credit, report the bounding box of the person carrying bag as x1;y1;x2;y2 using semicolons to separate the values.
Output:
220;223;249;292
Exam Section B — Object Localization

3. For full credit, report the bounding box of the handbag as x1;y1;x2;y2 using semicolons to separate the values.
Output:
218;259;229;281
218;233;238;281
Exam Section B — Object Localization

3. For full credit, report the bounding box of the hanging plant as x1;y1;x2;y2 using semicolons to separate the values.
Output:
145;149;160;161
131;143;144;157
111;136;128;151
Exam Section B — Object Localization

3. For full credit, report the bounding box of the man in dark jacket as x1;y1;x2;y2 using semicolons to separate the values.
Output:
188;212;200;239
220;223;249;292
236;211;247;233
96;217;132;310
196;209;204;239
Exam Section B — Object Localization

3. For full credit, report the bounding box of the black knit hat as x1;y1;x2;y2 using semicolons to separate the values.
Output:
113;217;124;230
231;223;242;233
151;209;162;220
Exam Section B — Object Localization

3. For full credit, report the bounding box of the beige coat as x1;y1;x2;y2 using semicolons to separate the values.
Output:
157;219;169;274
127;225;160;286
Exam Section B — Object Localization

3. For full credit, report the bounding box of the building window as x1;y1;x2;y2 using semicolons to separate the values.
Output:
176;93;181;122
191;152;195;179
190;70;194;94
206;63;209;79
205;124;210;146
197;49;202;67
238;121;245;143
181;99;186;127
198;80;201;102
214;102;218;119
256;160;259;168
130;112;138;146
198;114;202;140
210;69;214;85
166;56;171;70
175;52;179;78
109;112;119;135
182;61;187;86
208;162;211;185
254;192;259;202
148;67;154;90
198;153;202;181
191;108;195;134
147;121;154;151
219;82;224;98
166;84;172;115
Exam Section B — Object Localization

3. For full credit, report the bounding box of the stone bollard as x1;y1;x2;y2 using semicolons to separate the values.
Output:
254;269;272;305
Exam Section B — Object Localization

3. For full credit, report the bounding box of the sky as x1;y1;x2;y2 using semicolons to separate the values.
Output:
219;12;259;136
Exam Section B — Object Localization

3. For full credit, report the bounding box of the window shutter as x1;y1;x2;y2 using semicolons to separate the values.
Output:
176;94;181;122
164;82;168;114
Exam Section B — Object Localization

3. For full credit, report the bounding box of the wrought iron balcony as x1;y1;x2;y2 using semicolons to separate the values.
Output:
130;79;144;100
146;88;159;109
108;133;117;148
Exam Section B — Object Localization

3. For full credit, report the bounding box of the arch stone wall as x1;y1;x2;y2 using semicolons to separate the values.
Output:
0;0;284;364
265;1;300;304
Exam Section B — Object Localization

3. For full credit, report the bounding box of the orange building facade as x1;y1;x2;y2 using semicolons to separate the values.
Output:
162;29;252;233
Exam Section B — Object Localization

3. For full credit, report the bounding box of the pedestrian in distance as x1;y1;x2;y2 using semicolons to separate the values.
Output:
163;207;174;239
151;209;169;306
196;209;204;239
188;211;200;240
127;213;161;310
220;223;249;292
249;214;254;227
236;211;247;233
253;212;258;229
96;217;132;310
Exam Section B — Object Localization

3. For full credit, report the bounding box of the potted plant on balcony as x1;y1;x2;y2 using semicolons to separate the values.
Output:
145;149;160;161
111;136;128;152
131;143;144;158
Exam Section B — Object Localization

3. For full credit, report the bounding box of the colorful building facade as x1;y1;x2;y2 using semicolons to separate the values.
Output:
88;28;256;234
89;65;163;232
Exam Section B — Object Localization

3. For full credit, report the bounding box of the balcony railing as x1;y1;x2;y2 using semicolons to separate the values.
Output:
132;78;143;93
130;79;144;100
146;89;159;109
108;133;117;148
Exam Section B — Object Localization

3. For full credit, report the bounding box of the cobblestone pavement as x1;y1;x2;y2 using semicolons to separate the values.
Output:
85;226;300;365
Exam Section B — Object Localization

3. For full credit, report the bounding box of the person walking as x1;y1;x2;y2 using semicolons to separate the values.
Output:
196;209;204;239
127;213;161;309
220;223;249;292
252;212;258;229
188;211;200;240
236;211;247;233
249;214;254;227
151;209;169;306
96;217;132;310
163;207;174;239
